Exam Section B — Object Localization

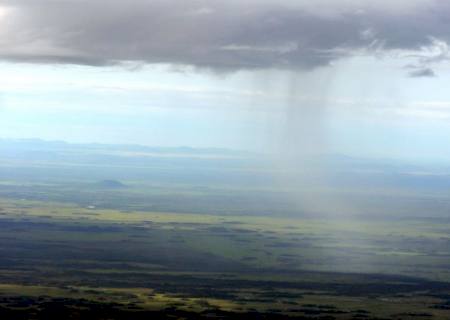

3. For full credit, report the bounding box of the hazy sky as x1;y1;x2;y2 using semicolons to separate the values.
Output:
1;0;450;162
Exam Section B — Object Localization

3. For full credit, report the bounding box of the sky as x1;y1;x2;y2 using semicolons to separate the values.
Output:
1;0;450;162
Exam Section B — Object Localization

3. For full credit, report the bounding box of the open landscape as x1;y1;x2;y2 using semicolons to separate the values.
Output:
1;140;450;319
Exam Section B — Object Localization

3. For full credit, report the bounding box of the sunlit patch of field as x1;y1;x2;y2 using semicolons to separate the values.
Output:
0;284;240;313
0;284;449;319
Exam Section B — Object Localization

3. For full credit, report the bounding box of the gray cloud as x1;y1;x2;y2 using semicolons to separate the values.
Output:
0;0;449;71
408;67;436;78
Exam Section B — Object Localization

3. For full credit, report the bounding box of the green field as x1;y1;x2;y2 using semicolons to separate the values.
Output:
1;197;450;319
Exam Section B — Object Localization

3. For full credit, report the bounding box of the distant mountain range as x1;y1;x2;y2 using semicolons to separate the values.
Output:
0;138;251;156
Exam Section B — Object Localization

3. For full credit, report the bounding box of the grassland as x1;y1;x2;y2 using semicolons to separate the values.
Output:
0;197;450;319
1;141;450;319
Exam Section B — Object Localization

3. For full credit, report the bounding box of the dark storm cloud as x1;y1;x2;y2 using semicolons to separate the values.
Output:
0;0;449;71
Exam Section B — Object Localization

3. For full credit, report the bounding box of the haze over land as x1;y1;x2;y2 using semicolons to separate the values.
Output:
3;138;450;219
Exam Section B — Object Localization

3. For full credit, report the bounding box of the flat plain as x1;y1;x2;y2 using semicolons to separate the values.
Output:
1;140;450;319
